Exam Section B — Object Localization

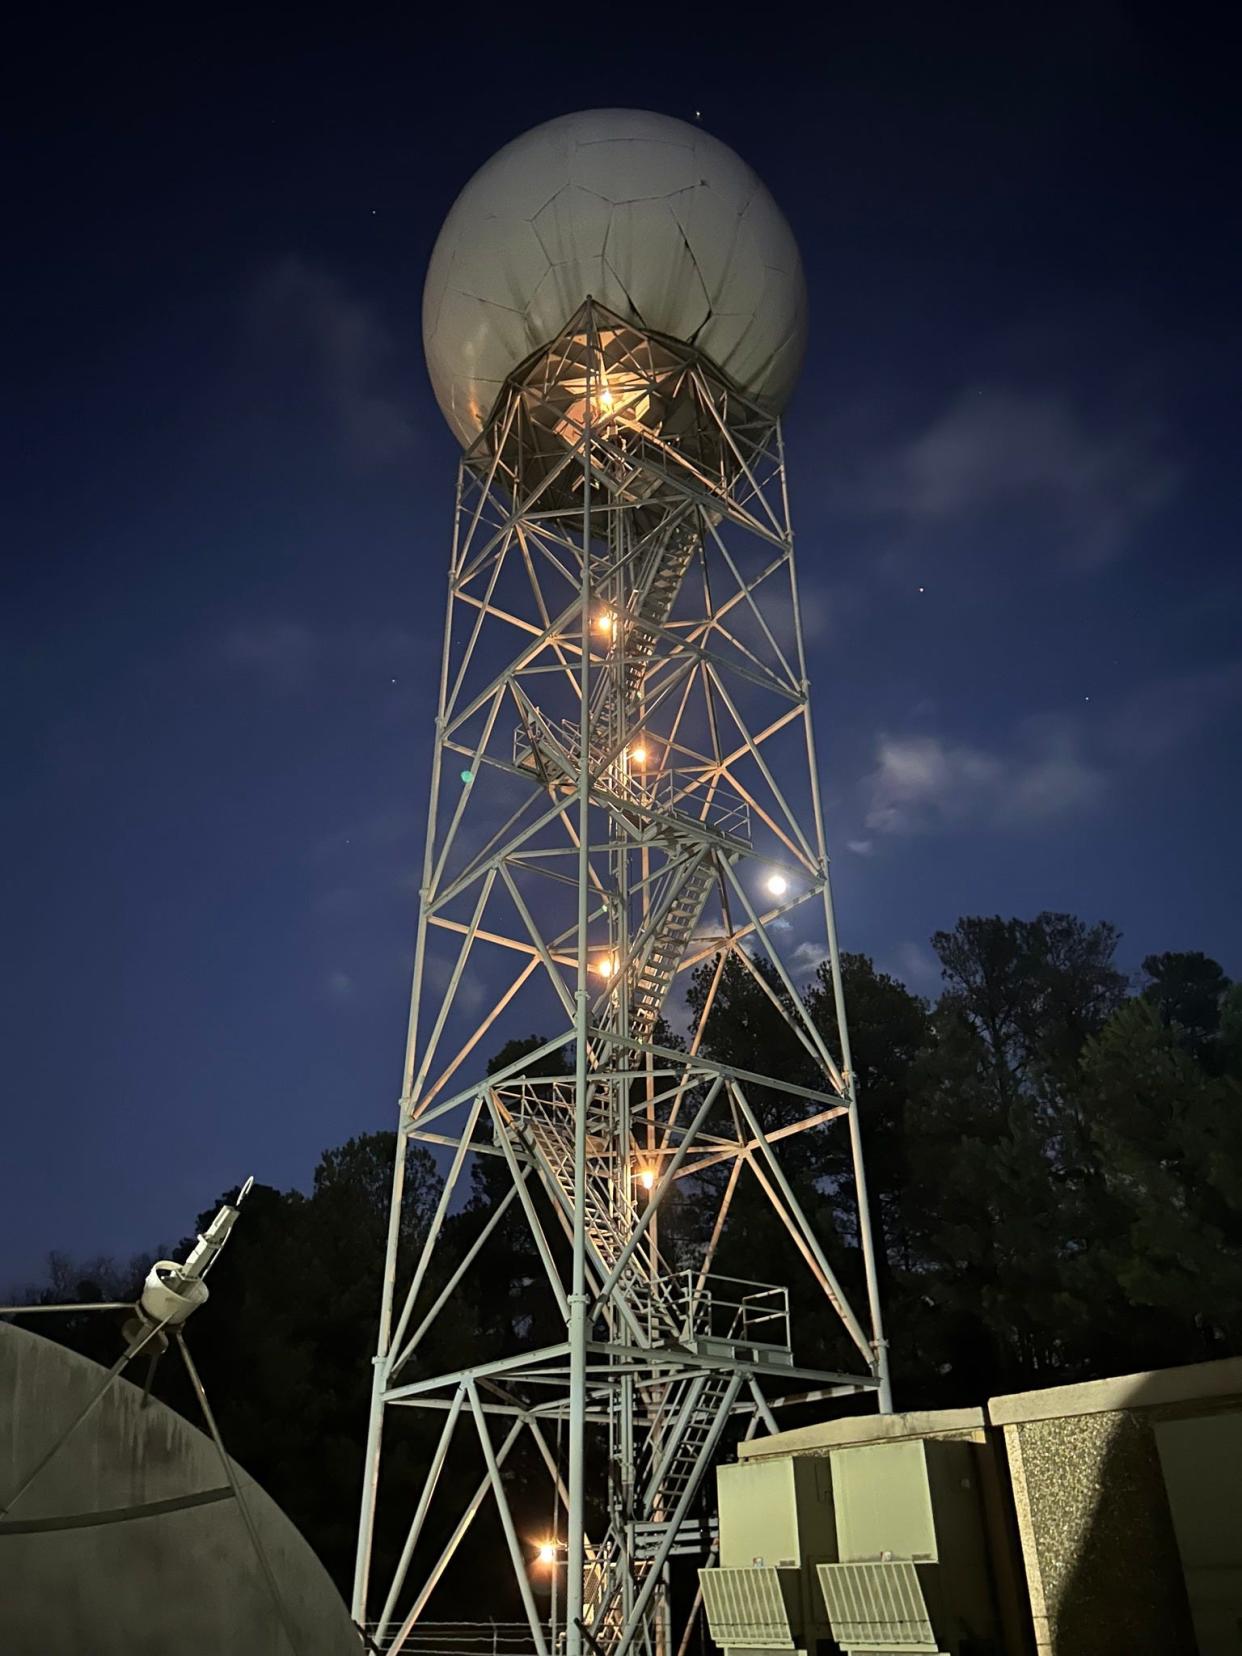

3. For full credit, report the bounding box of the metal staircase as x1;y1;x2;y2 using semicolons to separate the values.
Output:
590;516;700;743
504;1082;752;1651
503;510;755;1651
579;1369;735;1645
624;853;718;1044
641;1368;736;1518
503;1089;734;1646
511;1092;680;1345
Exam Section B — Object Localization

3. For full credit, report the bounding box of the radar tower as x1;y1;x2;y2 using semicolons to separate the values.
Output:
352;109;891;1656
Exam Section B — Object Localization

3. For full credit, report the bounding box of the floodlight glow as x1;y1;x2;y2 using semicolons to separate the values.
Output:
597;612;615;636
537;1542;557;1567
597;955;616;979
630;745;647;765
766;873;788;897
638;1168;656;1192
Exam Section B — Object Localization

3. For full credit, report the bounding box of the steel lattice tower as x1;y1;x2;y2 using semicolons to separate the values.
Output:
350;296;891;1656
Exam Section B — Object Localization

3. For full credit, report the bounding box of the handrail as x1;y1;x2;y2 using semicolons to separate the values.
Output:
671;1269;790;1352
514;710;751;845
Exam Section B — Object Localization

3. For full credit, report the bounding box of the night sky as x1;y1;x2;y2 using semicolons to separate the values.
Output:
5;9;1240;1286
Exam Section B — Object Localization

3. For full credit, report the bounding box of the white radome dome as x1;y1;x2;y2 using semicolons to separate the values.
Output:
423;109;807;448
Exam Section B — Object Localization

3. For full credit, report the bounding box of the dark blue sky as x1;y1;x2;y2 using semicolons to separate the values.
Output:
5;7;1240;1285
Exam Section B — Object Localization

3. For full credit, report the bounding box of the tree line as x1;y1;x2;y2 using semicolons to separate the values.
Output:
11;911;1242;1601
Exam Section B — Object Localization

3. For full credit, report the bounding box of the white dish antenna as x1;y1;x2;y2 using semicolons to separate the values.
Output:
423;108;807;447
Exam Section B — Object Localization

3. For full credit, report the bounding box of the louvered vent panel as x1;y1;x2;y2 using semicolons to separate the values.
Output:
815;1560;940;1652
698;1566;799;1649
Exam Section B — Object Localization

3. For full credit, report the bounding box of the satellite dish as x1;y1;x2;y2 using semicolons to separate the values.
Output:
424;108;807;448
0;1321;357;1655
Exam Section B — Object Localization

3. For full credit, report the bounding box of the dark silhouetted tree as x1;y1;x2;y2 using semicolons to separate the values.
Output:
1142;950;1232;1066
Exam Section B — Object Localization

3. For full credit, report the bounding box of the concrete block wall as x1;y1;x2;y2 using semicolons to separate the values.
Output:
989;1358;1242;1656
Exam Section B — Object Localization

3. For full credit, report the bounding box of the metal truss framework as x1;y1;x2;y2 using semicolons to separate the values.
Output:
353;303;891;1656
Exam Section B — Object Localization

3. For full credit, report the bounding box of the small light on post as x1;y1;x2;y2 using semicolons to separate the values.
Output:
638;1168;656;1193
766;873;788;898
596;611;615;637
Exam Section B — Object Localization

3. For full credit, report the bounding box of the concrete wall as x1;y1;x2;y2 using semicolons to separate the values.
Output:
0;1320;359;1656
990;1357;1242;1656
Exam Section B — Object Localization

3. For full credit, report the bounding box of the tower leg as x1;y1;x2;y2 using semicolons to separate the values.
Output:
352;1128;409;1624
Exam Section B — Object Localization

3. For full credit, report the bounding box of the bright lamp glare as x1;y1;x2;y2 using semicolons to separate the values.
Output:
597;956;615;979
597;611;614;635
766;873;788;897
639;1168;656;1192
630;746;647;765
537;1542;557;1566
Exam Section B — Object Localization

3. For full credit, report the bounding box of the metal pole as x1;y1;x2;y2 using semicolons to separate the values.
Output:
593;1076;723;1306
672;1408;762;1656
0;1315;167;1518
386;1419;525;1656
0;1301;132;1315
552;1550;559;1653
746;1377;780;1437
616;1374;744;1650
565;303;596;1656
821;857;892;1411
467;1379;549;1656
354;453;470;1616
488;1097;572;1322
391;1178;526;1375
388;1092;486;1361
176;1333;303;1656
778;420;891;1412
352;1138;404;1622
731;1084;873;1366
354;484;460;1618
377;1384;467;1633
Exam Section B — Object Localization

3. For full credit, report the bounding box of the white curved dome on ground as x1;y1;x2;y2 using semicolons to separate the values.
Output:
424;109;807;447
0;1321;357;1656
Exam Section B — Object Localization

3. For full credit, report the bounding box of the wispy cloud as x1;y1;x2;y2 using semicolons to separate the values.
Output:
888;940;941;993
791;939;829;975
863;728;1105;836
313;885;368;921
1106;662;1242;762
309;809;419;869
251;256;416;467
794;579;867;645
834;386;1180;569
423;951;488;1015
860;662;1242;841
220;620;318;692
216;617;422;695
